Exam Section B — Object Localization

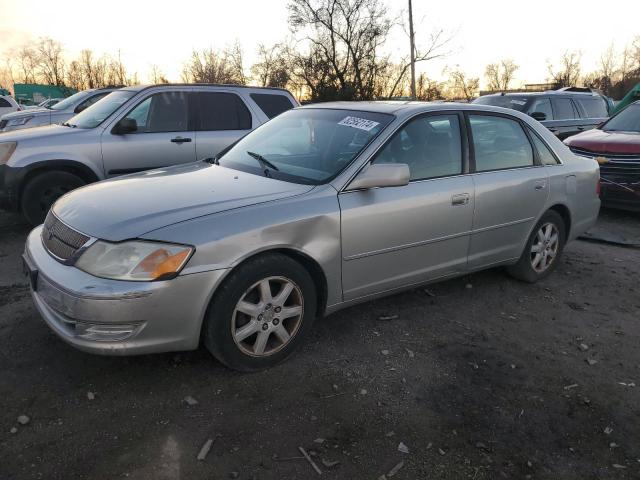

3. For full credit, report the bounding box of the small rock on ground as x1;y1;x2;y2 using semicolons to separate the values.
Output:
17;415;29;425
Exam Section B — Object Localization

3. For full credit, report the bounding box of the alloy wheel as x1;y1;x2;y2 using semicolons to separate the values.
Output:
530;222;560;273
231;276;304;356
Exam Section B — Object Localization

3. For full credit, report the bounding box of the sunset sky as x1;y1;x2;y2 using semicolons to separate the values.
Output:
1;0;638;87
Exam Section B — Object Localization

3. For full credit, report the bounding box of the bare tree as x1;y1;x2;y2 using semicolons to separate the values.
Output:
36;37;66;86
181;46;246;84
251;43;290;88
13;44;39;84
66;60;85;90
445;67;479;101
288;0;392;100
148;64;169;84
547;51;582;88
484;59;519;91
416;73;444;100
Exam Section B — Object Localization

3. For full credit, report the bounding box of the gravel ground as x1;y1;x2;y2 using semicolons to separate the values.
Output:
0;210;639;480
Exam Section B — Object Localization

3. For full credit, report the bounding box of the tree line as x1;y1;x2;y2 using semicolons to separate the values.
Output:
1;0;640;101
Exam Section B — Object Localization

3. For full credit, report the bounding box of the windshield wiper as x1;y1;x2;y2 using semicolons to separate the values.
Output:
61;122;77;128
246;151;279;176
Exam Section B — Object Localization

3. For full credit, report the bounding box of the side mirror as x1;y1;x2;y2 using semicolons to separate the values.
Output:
346;163;410;191
113;117;138;134
530;111;547;121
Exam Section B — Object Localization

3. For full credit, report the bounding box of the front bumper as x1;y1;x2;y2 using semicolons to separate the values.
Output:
24;226;228;355
600;183;640;212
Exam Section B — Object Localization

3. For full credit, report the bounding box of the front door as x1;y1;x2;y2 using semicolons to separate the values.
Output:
466;113;549;269
101;90;196;177
339;113;474;301
546;97;581;140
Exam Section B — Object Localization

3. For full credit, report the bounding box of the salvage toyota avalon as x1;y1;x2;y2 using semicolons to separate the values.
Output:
23;102;600;371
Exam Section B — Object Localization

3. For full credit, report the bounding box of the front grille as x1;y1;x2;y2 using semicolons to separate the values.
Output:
41;211;90;262
570;146;640;162
0;119;7;130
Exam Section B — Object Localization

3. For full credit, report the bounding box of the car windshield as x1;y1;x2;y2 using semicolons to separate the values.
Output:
50;91;88;111
66;91;136;129
601;103;640;133
473;95;530;112
217;108;394;184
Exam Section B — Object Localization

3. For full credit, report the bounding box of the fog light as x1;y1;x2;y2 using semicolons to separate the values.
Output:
75;322;142;342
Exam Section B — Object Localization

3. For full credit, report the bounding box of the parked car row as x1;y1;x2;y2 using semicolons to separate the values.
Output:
564;101;640;211
472;87;610;140
0;87;121;133
18;96;600;370
474;87;640;211
0;84;298;224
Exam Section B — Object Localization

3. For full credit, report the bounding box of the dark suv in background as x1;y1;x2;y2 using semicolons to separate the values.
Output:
473;88;610;140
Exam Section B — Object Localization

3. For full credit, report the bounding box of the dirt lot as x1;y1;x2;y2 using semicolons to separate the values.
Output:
1;209;639;480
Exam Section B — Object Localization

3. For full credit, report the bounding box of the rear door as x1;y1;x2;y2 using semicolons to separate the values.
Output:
574;96;609;131
467;113;549;269
193;91;254;160
101;90;196;176
547;97;581;139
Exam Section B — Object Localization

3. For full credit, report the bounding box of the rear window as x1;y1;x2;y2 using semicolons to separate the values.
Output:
250;93;295;119
196;92;252;131
576;97;608;118
473;95;530;112
0;98;11;107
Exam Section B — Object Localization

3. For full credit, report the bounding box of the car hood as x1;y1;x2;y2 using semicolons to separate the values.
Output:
1;108;51;121
565;129;640;154
0;124;83;142
53;162;315;241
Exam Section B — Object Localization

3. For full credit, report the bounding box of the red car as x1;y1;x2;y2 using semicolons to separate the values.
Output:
565;101;640;211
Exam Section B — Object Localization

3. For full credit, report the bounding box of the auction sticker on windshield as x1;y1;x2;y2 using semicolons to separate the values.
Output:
338;116;380;131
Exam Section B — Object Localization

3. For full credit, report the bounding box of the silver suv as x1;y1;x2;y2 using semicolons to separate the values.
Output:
0;87;119;133
0;84;298;224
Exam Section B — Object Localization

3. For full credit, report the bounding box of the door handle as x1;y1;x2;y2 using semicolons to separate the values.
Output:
534;181;546;191
171;136;192;144
548;127;558;132
577;126;585;131
451;193;470;206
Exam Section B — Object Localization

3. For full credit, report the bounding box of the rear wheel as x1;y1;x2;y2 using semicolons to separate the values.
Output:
21;171;85;225
507;210;566;283
203;253;317;371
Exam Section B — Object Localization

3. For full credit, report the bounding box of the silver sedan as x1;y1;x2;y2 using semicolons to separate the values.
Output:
23;102;600;370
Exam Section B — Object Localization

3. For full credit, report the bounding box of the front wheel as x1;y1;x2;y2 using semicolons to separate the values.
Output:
507;210;566;283
203;253;317;371
21;171;85;225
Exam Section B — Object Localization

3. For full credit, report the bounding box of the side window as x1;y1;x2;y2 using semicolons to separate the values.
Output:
0;98;11;107
196;92;252;131
576;97;608;118
75;92;108;113
528;129;560;165
250;93;294;119
470;115;534;171
528;98;553;120
125;92;188;133
552;98;577;120
374;114;462;181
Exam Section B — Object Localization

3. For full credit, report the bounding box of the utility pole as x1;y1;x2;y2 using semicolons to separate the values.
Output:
408;0;416;100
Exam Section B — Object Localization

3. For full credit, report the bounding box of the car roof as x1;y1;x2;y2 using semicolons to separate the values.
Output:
297;100;514;117
120;84;293;94
481;90;602;99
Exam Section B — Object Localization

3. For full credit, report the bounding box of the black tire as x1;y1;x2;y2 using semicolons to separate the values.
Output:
21;171;85;225
507;210;566;283
203;253;317;371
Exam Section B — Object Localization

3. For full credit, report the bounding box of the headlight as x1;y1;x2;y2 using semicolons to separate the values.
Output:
7;116;33;126
0;142;17;165
75;240;193;281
